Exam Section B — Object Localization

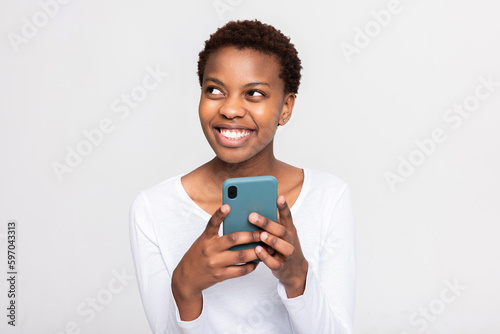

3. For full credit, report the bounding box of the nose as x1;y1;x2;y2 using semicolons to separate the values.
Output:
219;95;246;119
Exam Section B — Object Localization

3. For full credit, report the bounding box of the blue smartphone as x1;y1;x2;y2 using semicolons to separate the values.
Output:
222;176;278;252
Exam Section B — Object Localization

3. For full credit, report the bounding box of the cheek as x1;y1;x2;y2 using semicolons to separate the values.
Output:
253;106;281;129
198;108;213;140
199;95;221;113
198;100;214;125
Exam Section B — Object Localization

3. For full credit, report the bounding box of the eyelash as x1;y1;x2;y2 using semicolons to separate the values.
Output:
205;87;266;98
247;90;265;97
207;87;224;95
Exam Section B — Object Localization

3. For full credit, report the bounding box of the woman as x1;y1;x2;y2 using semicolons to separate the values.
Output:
130;19;355;333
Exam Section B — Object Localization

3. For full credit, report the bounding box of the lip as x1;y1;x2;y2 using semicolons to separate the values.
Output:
214;123;254;130
213;125;255;148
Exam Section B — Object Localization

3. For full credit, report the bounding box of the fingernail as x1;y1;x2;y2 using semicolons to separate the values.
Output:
221;205;227;213
261;232;268;241
249;213;258;222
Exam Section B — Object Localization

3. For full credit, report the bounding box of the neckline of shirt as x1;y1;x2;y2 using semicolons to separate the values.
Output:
175;168;310;221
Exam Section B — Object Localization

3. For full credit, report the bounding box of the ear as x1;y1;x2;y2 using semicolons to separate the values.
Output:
279;92;296;126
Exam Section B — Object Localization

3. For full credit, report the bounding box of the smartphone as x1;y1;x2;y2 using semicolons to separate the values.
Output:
222;176;278;252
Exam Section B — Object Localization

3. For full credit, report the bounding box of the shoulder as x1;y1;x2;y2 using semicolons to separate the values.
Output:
304;168;349;194
129;174;189;240
300;168;352;214
299;169;354;235
130;174;184;213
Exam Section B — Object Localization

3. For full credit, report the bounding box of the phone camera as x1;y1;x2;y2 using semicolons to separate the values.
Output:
228;186;237;199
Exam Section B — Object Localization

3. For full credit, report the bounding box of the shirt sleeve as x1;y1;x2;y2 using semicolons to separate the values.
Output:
129;192;207;334
277;185;356;334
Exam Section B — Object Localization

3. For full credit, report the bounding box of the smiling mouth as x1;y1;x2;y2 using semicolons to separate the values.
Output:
217;128;253;140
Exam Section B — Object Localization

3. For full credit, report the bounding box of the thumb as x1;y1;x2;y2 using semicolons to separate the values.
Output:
205;204;230;235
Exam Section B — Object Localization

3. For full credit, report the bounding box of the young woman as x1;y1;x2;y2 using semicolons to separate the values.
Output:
130;20;355;334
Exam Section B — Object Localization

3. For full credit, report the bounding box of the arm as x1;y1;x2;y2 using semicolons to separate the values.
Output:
282;186;355;333
170;204;259;321
252;186;355;333
130;193;263;332
129;192;206;334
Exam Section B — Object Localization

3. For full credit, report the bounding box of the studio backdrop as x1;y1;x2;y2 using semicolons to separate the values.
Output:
1;0;499;333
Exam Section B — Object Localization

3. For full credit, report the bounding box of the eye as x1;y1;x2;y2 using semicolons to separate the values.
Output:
247;90;265;97
207;87;224;95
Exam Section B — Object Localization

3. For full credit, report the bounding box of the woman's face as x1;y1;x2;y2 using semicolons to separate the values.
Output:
199;46;295;164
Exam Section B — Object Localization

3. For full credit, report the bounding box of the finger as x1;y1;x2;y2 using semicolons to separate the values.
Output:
277;196;293;229
205;204;230;235
266;246;276;256
226;247;260;265
260;232;295;257
214;248;260;267
218;230;262;251
220;262;259;281
255;245;283;271
248;213;289;240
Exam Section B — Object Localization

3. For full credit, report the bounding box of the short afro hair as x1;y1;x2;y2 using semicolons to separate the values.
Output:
197;19;302;95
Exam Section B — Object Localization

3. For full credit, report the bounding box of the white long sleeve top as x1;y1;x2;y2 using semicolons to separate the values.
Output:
130;168;355;334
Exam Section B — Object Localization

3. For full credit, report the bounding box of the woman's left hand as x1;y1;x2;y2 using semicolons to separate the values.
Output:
249;195;309;298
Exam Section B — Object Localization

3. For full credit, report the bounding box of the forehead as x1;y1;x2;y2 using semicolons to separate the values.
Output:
204;47;283;88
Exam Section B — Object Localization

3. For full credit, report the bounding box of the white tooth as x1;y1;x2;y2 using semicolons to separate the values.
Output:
220;128;251;139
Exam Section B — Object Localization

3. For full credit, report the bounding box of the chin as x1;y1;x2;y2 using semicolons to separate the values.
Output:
215;150;254;165
216;154;246;165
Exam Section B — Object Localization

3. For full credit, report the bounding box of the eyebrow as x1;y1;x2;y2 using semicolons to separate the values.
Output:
204;77;226;87
243;82;271;89
204;77;271;89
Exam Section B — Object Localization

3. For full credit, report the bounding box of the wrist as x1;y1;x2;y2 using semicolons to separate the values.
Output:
172;268;199;300
172;281;199;301
283;259;308;298
171;282;203;321
172;268;203;321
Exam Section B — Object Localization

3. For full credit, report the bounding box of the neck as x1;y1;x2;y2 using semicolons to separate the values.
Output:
209;145;280;180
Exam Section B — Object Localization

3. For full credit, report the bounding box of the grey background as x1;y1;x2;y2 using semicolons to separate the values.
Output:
1;0;499;333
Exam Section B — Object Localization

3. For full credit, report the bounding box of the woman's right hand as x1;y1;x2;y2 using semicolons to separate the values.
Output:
171;204;261;321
